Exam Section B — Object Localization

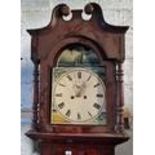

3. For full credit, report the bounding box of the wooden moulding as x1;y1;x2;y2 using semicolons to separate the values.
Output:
26;130;129;145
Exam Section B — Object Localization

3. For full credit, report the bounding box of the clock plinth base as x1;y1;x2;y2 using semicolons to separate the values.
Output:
26;130;129;155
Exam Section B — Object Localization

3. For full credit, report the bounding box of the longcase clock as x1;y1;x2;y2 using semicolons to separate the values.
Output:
26;3;129;155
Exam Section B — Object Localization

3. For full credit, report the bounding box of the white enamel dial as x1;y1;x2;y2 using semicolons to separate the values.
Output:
53;68;106;123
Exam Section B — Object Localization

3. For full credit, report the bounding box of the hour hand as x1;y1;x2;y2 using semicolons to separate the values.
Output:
74;85;81;97
74;83;87;97
75;84;81;89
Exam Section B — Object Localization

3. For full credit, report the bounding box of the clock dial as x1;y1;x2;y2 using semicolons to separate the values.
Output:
51;68;107;125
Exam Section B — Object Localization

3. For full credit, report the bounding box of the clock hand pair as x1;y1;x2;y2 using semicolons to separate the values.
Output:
75;82;87;97
74;85;82;97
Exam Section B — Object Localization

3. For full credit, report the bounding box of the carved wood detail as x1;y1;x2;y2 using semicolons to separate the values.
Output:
26;2;129;155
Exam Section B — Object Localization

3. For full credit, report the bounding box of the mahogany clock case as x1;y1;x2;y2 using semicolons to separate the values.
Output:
25;2;129;155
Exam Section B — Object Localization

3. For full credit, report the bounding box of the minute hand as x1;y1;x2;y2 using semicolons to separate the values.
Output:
75;82;87;97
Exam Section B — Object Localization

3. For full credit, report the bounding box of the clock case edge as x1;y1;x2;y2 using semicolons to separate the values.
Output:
25;2;130;146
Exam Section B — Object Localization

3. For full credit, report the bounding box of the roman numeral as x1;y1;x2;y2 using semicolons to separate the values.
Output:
58;102;65;109
56;93;62;97
59;83;66;87
96;94;103;98
87;75;91;81
94;83;100;88
67;75;72;81
88;111;92;117
77;113;81;120
65;109;71;117
77;71;82;79
93;103;101;110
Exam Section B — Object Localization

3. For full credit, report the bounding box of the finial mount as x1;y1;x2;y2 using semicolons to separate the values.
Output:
84;3;94;15
61;5;70;16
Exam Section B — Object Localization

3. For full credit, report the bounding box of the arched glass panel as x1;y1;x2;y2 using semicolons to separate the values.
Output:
57;44;102;67
51;44;107;125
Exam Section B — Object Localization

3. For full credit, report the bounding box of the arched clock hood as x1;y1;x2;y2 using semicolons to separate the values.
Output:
27;3;129;64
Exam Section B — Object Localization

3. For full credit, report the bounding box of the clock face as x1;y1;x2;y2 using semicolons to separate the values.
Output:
51;67;107;125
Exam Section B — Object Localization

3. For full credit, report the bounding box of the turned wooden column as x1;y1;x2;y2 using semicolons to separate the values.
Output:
32;61;40;130
116;63;124;133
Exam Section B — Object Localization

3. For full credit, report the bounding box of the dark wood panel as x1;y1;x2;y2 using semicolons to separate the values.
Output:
26;3;129;155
